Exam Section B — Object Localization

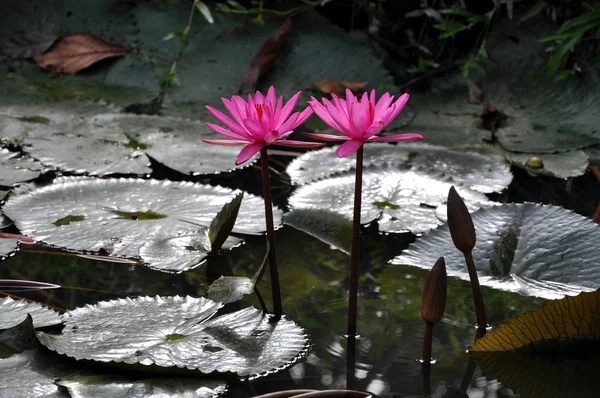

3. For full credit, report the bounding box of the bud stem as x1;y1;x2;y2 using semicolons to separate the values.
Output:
464;250;487;329
422;321;434;362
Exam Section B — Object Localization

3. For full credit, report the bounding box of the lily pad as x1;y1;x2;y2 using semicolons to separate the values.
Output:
22;113;256;176
2;177;281;268
37;296;309;377
0;235;19;259
505;149;589;178
286;143;512;193
0;296;62;330
288;166;492;234
481;20;600;153
0;314;38;358
0;349;228;398
283;209;353;253
471;289;600;352
0;148;43;186
391;203;600;299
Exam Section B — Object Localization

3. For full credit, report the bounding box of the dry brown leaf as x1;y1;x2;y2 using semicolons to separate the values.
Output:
314;80;368;96
33;33;129;74
239;19;292;94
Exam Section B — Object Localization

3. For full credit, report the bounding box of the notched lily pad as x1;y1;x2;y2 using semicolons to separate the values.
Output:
37;296;309;377
288;166;492;234
2;177;281;270
283;209;352;253
0;296;62;330
392;204;600;299
287;143;512;194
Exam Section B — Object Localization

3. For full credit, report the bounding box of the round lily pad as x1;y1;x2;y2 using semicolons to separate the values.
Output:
2;177;281;268
288;166;492;234
0;350;63;398
0;296;62;330
391;203;600;299
287;143;512;193
37;296;309;377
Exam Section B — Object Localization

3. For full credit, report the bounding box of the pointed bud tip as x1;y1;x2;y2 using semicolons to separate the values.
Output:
421;257;448;324
447;186;476;252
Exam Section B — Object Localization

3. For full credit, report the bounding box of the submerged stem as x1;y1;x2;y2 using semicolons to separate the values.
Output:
464;250;487;329
347;145;363;338
260;147;282;317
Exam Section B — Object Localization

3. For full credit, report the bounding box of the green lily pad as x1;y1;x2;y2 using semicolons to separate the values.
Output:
0;148;43;186
0;314;38;358
2;177;281;269
286;143;512;193
505;149;589;178
0;296;62;330
37;296;309;377
0;349;228;398
288;166;492;234
283;209;352;253
391;203;600;299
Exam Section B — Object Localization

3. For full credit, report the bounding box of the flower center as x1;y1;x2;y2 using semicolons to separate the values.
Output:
255;104;264;123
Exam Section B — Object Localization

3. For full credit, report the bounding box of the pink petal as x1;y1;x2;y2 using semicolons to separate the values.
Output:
374;92;394;117
303;132;351;141
271;140;326;148
368;133;422;141
277;91;302;128
232;96;248;118
206;106;247;136
324;99;354;136
202;139;250;146
308;98;341;131
331;93;349;118
206;122;245;140
264;130;279;142
266;86;276;110
254;90;265;104
350;100;370;136
274;95;284;122
295;106;314;126
369;90;376;108
243;118;267;140
344;88;356;111
276;112;301;136
236;143;264;165
222;98;245;126
336;139;364;158
386;93;410;124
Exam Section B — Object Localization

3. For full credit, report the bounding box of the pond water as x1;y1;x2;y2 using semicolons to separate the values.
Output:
2;159;599;397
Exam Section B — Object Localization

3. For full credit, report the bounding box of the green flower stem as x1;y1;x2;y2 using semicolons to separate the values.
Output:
347;145;363;338
260;147;282;317
464;250;487;329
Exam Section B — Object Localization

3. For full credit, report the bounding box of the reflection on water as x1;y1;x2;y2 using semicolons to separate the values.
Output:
1;225;597;397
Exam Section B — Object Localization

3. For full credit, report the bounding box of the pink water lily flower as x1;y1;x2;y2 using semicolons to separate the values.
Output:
203;86;324;165
305;89;422;157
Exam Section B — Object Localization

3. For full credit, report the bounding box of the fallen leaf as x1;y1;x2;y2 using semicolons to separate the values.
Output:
239;19;292;93
314;80;368;96
470;290;600;352
1;32;57;60
33;33;129;74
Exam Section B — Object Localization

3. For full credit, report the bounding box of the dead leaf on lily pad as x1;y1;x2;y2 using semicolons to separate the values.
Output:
470;290;600;352
33;33;129;74
239;19;292;93
314;79;368;96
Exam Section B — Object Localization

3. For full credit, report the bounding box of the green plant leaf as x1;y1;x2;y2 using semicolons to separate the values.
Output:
471;290;600;352
0;315;37;358
208;192;243;253
195;1;214;24
283;209;353;253
434;23;469;39
207;241;269;304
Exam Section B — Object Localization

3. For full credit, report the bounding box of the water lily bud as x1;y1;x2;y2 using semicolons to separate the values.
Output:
421;257;447;324
447;186;476;253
